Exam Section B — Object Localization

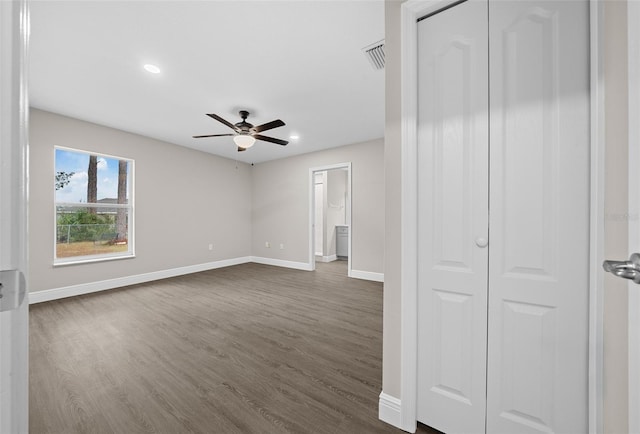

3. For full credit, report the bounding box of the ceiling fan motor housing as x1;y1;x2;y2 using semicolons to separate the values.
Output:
236;111;254;133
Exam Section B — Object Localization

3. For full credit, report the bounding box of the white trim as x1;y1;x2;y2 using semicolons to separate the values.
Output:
628;2;640;432
308;162;352;278
0;0;30;432
315;254;337;263
53;145;134;163
309;168;315;270
346;165;352;278
399;1;603;432
250;256;313;271
589;1;605;433
29;256;384;304
55;202;130;209
29;257;252;304
29;256;385;305
378;392;402;429
399;1;442;432
53;252;135;267
350;269;384;283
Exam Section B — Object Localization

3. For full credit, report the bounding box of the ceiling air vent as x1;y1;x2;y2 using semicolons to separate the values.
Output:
363;40;385;70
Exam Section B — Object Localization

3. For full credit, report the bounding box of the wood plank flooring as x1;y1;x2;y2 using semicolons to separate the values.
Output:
30;261;438;434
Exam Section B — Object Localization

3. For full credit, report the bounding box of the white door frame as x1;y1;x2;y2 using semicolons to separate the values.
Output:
588;2;606;433
397;1;605;432
308;162;352;275
627;2;640;432
0;0;30;432
313;172;326;257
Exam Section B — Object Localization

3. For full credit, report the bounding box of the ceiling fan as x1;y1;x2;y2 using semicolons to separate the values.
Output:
193;110;288;152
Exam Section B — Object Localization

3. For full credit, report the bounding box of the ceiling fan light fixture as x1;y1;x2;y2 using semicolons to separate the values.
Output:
233;134;256;149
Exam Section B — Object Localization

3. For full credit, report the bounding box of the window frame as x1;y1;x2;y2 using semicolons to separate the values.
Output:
53;146;135;266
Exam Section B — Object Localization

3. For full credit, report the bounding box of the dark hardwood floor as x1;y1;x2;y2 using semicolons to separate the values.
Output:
30;261;438;434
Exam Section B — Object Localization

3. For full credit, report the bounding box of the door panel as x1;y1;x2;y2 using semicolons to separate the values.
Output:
417;1;489;432
487;1;590;432
500;7;559;279
430;289;474;405
498;301;556;431
432;38;474;271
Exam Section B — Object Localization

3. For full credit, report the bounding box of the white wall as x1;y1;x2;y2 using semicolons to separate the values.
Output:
29;110;385;295
252;138;384;275
383;0;404;400
29;109;253;293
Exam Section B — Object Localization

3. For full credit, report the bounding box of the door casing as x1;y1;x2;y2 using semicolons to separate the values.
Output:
395;1;605;432
627;1;640;432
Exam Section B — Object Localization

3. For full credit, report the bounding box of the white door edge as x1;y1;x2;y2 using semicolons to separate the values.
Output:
397;1;605;432
307;162;352;276
589;1;606;433
627;2;640;432
0;0;30;432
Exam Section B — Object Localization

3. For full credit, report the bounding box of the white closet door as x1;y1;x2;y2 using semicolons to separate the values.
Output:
416;1;489;432
486;1;590;432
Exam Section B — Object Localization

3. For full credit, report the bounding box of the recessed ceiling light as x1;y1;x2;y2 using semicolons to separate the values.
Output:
289;135;299;140
143;64;161;74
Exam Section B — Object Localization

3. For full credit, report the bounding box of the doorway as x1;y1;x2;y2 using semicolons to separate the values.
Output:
309;163;352;276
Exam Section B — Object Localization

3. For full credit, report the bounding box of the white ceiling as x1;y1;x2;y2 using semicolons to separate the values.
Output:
29;1;385;164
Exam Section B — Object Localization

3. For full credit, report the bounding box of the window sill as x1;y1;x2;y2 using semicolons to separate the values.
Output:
53;253;135;267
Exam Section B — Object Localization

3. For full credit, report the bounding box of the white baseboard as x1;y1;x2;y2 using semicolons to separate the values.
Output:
29;257;381;304
315;254;337;263
379;392;403;429
350;269;384;282
250;256;313;271
29;256;252;304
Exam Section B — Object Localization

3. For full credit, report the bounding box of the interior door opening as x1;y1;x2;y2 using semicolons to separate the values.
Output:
309;163;352;276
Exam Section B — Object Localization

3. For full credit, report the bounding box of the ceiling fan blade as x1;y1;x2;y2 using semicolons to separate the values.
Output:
192;133;235;138
253;134;288;146
237;146;246;152
206;113;238;131
253;119;285;133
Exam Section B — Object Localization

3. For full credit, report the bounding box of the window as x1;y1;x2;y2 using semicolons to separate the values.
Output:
54;147;134;264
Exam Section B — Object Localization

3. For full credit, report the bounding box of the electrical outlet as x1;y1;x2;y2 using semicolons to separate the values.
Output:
208;244;213;251
279;244;284;250
265;241;270;248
